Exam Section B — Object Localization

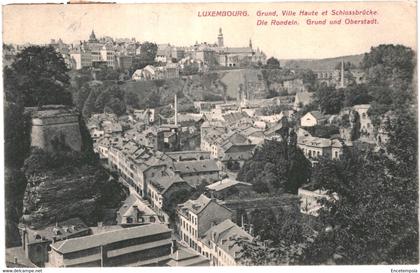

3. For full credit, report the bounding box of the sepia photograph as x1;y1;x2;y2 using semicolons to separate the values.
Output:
1;1;418;269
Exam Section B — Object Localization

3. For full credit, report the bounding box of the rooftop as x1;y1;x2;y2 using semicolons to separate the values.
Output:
174;159;220;174
149;175;189;194
202;219;253;259
178;194;212;215
51;224;171;254
21;217;89;245
206;179;252;192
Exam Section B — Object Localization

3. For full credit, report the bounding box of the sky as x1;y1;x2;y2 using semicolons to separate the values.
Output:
2;1;417;59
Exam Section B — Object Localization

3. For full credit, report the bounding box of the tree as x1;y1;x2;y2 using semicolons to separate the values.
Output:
4;46;72;107
163;189;192;226
266;57;280;69
297;69;317;91
124;91;140;109
94;89;111;112
361;44;415;94
182;62;200;75
95;67;120;81
104;98;126;116
237;139;311;194
314;85;344;114
343;84;372;107
300;145;418;264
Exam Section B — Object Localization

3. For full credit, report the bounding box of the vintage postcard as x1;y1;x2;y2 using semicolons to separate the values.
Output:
1;0;418;270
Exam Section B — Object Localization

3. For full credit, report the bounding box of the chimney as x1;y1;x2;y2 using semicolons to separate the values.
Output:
340;60;344;88
174;94;178;126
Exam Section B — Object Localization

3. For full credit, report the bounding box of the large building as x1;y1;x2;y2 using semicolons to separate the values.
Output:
69;30;122;70
199;219;253;266
177;194;232;253
46;224;173;267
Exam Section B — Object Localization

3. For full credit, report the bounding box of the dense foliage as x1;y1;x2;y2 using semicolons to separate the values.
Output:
4;46;73;107
238;139;311;194
80;83;127;118
266;57;281;69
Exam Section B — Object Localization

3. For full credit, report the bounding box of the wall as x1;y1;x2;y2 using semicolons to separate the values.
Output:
31;114;82;152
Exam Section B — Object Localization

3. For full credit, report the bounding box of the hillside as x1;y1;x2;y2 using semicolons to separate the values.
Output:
121;69;269;108
282;54;364;70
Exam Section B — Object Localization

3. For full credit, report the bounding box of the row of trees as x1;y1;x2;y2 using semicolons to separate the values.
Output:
311;44;415;116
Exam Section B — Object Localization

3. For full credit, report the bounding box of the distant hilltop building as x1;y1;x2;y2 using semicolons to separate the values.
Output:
183;28;267;68
69;30;141;70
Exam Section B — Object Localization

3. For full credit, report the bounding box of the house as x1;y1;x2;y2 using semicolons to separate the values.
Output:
199;219;253;266
177;194;232;253
132;64;179;81
174;159;220;187
18;218;91;267
298;132;352;162
201;130;255;165
205;179;252;200
155;44;173;63
46;224;173;267
300;111;327;127
108;140;175;198
147;175;193;212
293;91;314;111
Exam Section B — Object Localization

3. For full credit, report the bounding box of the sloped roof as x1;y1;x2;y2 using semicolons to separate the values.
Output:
149;175;190;194
308;111;326;121
222;111;250;124
51;224;171;254
202;219;253;259
24;218;89;244
174;159;220;174
178;194;212;215
298;135;331;148
206;179;252;192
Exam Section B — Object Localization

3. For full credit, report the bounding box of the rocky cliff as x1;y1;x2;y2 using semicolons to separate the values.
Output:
19;105;127;230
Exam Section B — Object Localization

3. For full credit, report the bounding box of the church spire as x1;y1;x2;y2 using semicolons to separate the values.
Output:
89;29;98;43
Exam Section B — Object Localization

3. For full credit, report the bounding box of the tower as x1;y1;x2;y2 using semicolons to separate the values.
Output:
217;28;224;48
249;38;252;49
340;60;345;88
89;30;98;43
